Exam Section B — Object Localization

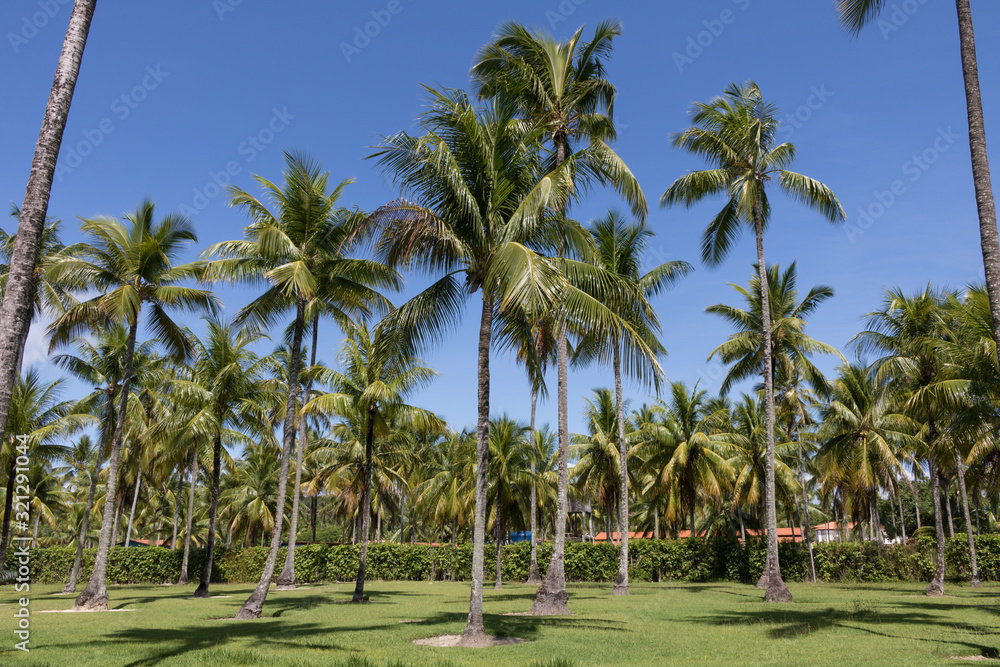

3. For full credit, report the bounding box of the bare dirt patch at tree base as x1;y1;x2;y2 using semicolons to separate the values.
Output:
952;656;999;661
413;634;528;647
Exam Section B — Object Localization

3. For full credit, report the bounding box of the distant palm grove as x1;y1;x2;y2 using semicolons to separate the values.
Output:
4;0;1000;649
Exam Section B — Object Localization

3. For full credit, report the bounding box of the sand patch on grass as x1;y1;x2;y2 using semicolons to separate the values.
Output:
413;634;527;647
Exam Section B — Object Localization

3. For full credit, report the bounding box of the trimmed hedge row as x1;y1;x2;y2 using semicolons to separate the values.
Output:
10;535;1000;586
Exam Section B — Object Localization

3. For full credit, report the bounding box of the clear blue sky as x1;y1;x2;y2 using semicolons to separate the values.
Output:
3;0;999;438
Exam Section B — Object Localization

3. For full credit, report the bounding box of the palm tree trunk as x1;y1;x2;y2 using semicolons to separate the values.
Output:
654;506;660;540
926;455;946;596
124;468;141;546
171;464;182;550
459;295;493;646
897;489;907;542
797;447;816;582
0;450;18;567
311;496;317;543
945;478;956;538
277;316;318;589
527;386;541;584
178;447;197;585
74;318;136;611
235;299;305;619
954;454;981;587
494;510;503;590
194;431;223;597
910;475;922;530
63;433;104;592
753;211;792;603
0;0;97;451
532;278;571;615
612;344;629;595
30;512;40;549
955;0;1000;343
352;403;377;603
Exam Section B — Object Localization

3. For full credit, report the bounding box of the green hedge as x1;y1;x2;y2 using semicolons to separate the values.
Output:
9;535;1000;586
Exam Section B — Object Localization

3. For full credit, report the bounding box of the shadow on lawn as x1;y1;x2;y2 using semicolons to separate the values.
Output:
695;605;1000;659
404;610;628;641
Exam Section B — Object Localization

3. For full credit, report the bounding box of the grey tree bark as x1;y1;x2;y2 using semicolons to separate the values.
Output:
124;467;141;547
612;344;629;595
926;456;946;597
0;0;97;460
459;296;493;646
526;387;542;584
178;448;198;585
954;454;981;587
352;403;377;603
234;299;304;619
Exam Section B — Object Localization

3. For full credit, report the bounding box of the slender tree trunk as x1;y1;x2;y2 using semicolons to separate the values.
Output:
63;430;105;592
459;296;493;646
124;468;141;547
494;510;503;590
0;0;98;450
30;512;40;549
178;448;198;585
235;299;305;619
74;318;136;611
526;387;541;584
654;507;660;540
194;431;223;597
171;464;182;551
277;316;318;589
944;478;956;539
910;476;922;530
954;454;981;587
111;493;123;547
0;451;18;567
897;489;907;542
738;508;746;547
955;0;1000;344
352;404;377;603
926;455;946;596
311;496;317;543
753;212;792;603
796;445;816;582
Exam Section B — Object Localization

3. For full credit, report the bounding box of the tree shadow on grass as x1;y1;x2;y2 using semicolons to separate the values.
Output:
693;605;1000;659
60;620;344;667
404;610;628;641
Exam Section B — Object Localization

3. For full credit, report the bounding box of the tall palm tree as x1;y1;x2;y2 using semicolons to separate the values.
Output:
575;210;690;594
661;81;845;602
50;327;154;592
571;389;629;543
0;0;98;445
837;0;1000;346
304;316;440;603
853;287;954;595
157;318;272;598
203;152;395;619
473;20;647;619
367;87;643;644
47;199;217;611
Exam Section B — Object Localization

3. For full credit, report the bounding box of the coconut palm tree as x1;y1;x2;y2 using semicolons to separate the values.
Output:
837;0;1000;347
661;81;845;602
486;416;532;590
366;87;646;644
304;316;440;603
852;287;954;594
49;326;155;592
473;20;647;619
46;199;217;611
203;151;396;619
571;389;629;543
157;318;273;597
575;210;691;594
0;0;98;445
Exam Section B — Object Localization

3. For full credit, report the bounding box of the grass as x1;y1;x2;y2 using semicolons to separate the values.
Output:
2;579;999;665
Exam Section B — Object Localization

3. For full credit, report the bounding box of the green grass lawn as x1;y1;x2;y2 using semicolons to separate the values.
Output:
1;579;998;666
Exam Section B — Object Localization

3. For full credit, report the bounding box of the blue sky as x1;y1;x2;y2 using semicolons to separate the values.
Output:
2;0;999;438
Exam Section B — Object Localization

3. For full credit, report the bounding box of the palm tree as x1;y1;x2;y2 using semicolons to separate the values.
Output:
473;20;647;619
47;199;217;611
367;87;643;644
486;416;532;590
0;371;88;564
837;0;1000;348
203;151;395;619
571;389;629;543
304;316;440;603
157;318;272;597
0;0;98;445
661;81;845;602
853;287;953;595
575;210;691;594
